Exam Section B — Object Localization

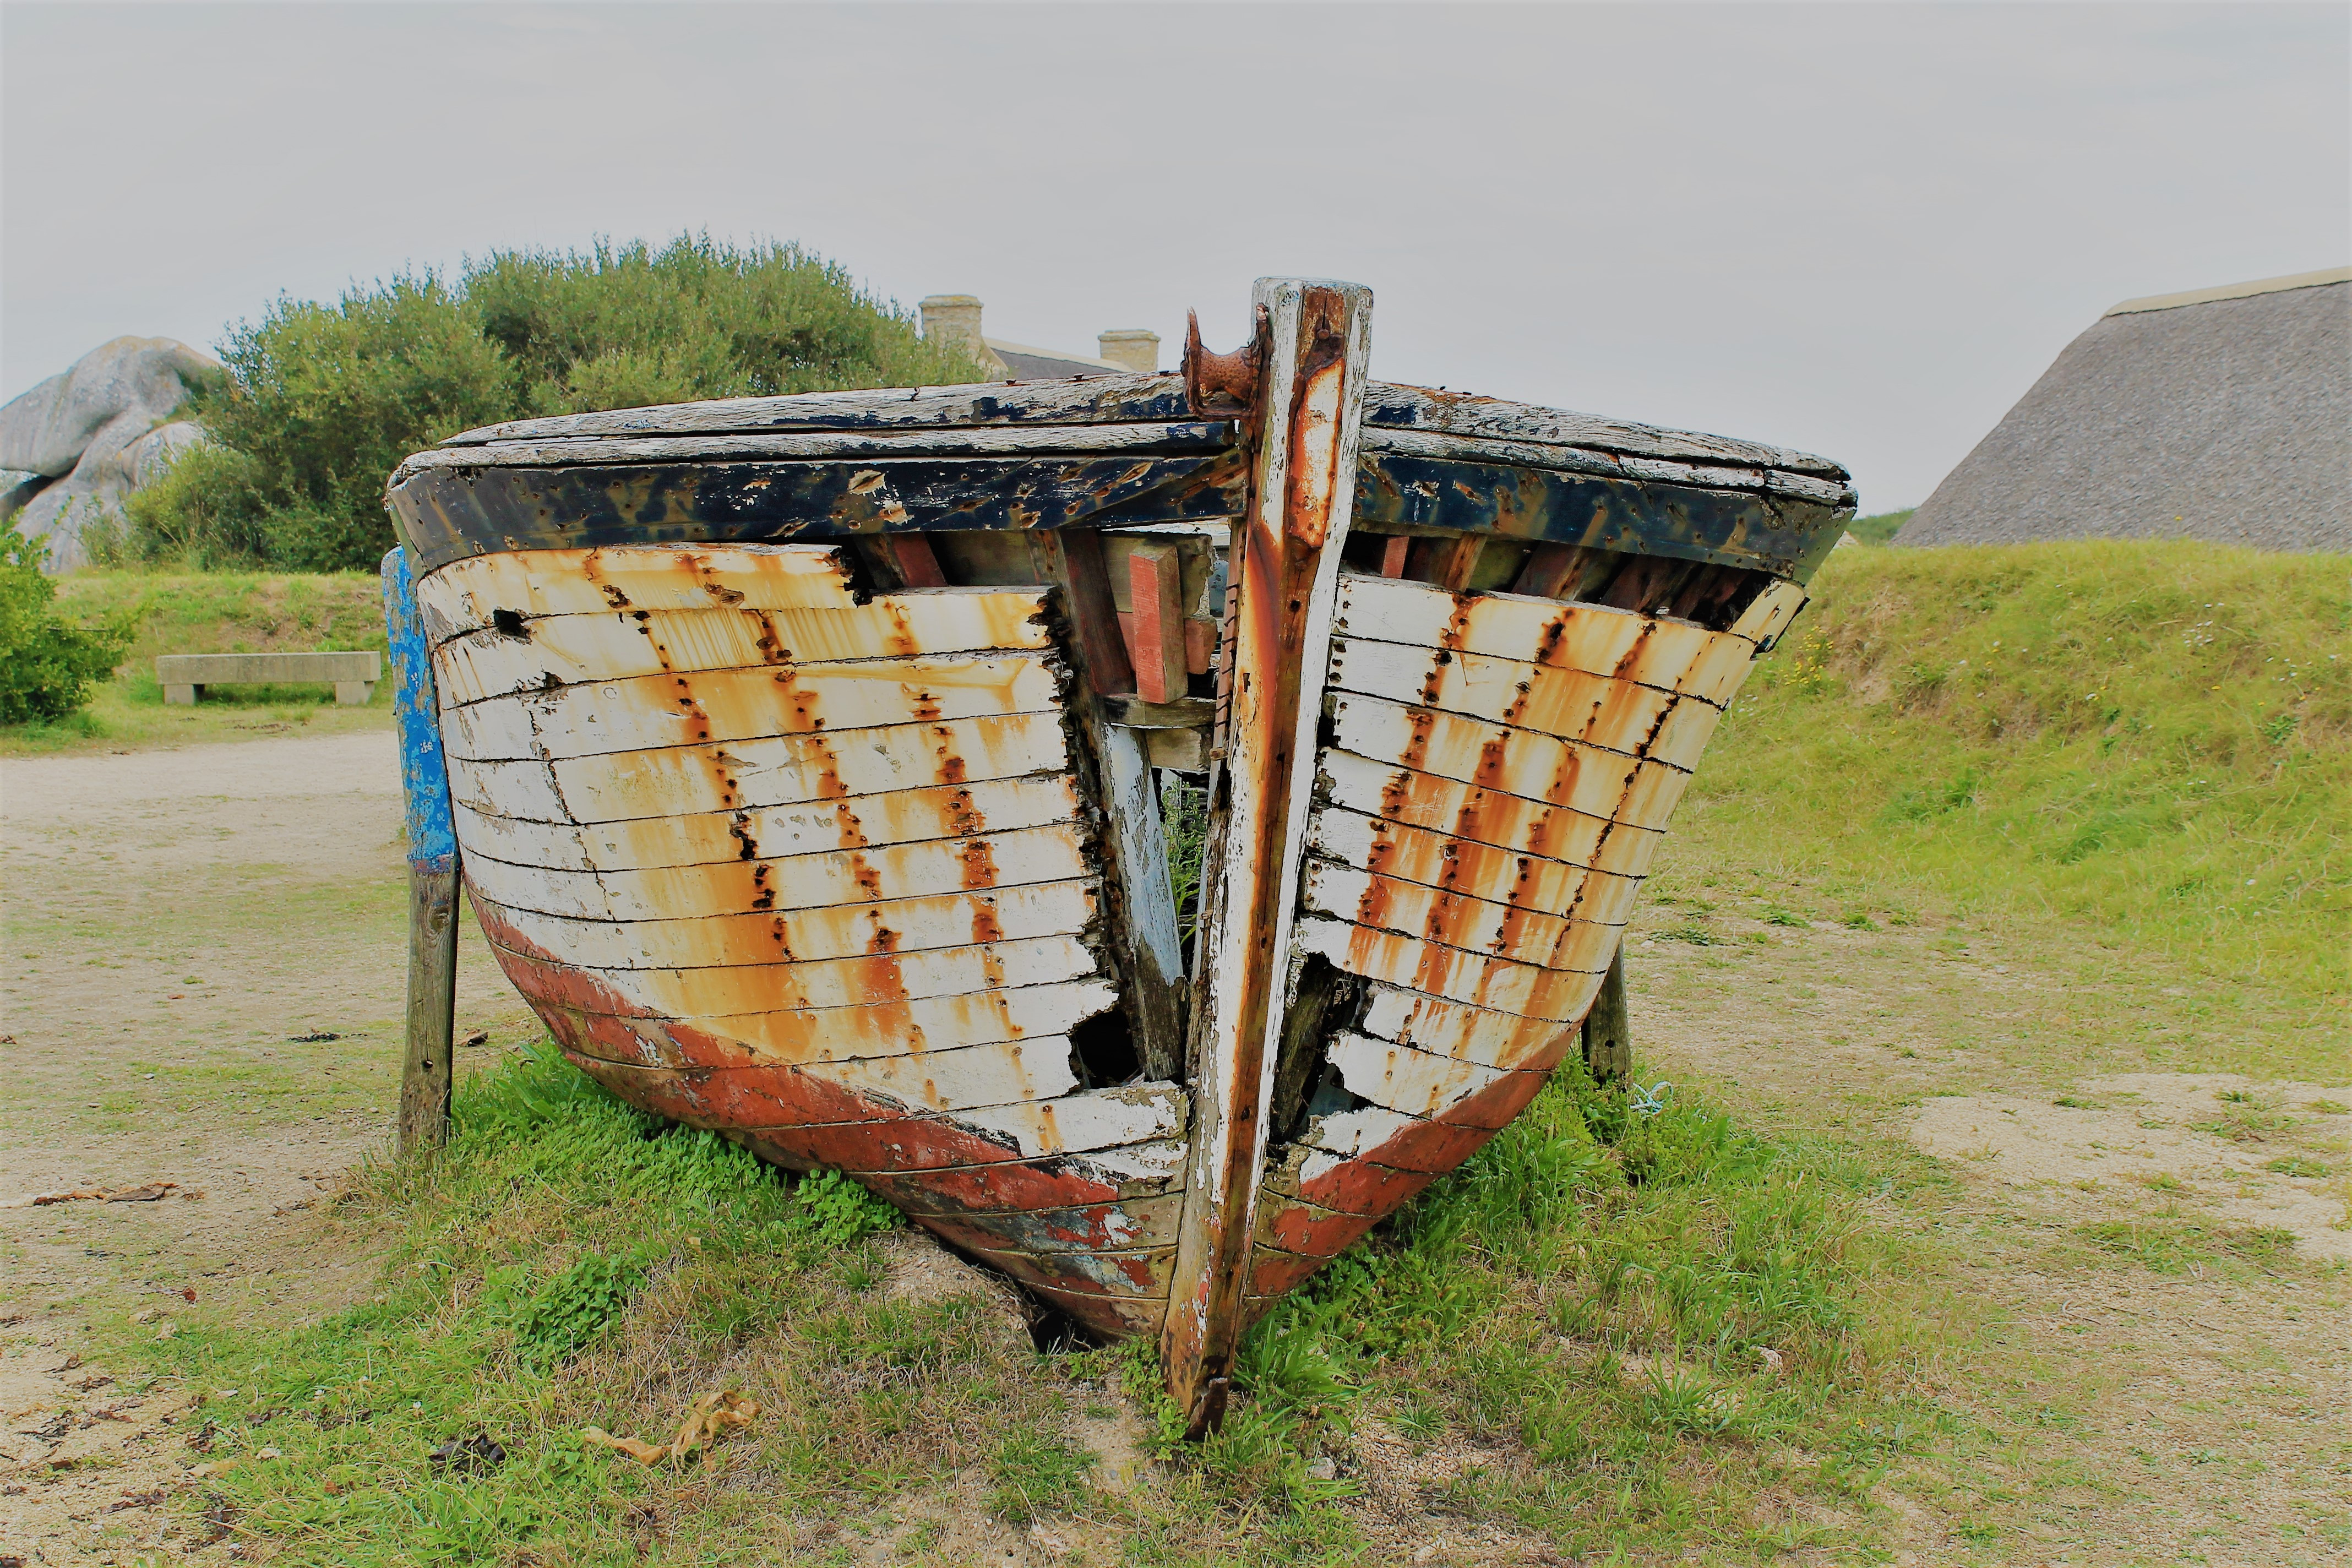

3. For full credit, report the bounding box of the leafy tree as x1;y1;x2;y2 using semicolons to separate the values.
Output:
130;236;992;571
0;527;136;722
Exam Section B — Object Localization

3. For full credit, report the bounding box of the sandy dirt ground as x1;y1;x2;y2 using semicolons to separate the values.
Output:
1;733;531;1565
3;733;2345;1565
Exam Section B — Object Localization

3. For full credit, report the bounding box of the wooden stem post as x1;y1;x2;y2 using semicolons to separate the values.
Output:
1162;279;1374;1435
1583;943;1632;1085
381;547;461;1155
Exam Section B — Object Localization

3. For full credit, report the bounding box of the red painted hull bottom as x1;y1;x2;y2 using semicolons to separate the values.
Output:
486;898;1574;1340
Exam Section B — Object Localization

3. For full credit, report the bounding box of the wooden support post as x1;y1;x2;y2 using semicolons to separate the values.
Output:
1127;542;1189;705
382;547;461;1156
1513;541;1594;601
1582;943;1631;1085
1378;534;1410;579
888;534;949;589
1163;278;1373;1436
1408;532;1486;592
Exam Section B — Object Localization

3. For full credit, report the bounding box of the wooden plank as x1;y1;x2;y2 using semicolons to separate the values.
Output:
439;654;1066;763
487;926;1104;1020
1360;381;1850;481
540;711;1072;824
1101;725;1188;1082
888;535;949;589
1327;636;1720;765
451;774;1082;874
1301;862;1621;972
1354;451;1849;584
1126;542;1189;704
390;451;1250;576
1325;1029;1511;1118
1354;983;1569;1070
384;551;458;1157
1166;278;1374;1436
1511;541;1599;600
1315;751;1663;880
1309;805;1644;927
1404;532;1485;592
1294;914;1603;1021
901;1190;1186;1249
1334;572;1752;695
460;820;1093;922
469;876;1097;969
437;371;1194;444
1327;695;1694;831
428;589;1052;706
398;419;1235;477
524;971;1122;1071
416;544;855;640
1377;535;1410;579
1729;579;1809;647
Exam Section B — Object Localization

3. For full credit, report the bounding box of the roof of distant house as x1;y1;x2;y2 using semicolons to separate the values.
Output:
1897;267;2350;553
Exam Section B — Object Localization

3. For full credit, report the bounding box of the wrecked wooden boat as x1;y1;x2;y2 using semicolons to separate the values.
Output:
380;277;1851;1432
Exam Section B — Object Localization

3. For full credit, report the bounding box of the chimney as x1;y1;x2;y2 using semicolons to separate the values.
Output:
919;295;1005;374
1097;329;1160;373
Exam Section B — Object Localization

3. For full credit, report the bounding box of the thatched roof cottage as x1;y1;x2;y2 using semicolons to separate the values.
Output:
1897;267;2348;552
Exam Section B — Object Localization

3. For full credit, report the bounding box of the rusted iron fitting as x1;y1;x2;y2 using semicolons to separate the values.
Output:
1183;307;1267;415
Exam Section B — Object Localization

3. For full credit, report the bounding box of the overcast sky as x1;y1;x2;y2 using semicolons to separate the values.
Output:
4;2;2344;509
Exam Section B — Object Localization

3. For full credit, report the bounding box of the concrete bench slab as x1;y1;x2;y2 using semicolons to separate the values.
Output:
156;651;383;706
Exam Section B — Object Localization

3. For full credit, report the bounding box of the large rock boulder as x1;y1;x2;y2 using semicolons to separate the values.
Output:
0;337;221;570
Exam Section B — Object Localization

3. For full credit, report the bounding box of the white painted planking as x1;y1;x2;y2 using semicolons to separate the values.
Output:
1300;862;1621;971
542;712;1071;823
1327;695;1693;830
1729;580;1810;646
463;821;1093;923
1333;573;1758;702
569;979;1121;1069
954;1084;1189;1159
446;754;568;824
472;879;1098;970
494;932;1104;1018
417;544;856;640
429;591;1052;706
439;655;1066;763
1325;1030;1509;1118
1294;914;1600;1021
1325;636;1721;769
1314;751;1662;878
1354;983;1569;1070
453;774;1083;873
1305;804;1647;925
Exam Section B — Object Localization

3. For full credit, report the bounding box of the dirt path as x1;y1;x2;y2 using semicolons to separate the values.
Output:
1;733;531;1564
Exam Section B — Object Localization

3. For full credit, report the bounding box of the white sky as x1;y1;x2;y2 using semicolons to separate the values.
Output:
3;2;2345;510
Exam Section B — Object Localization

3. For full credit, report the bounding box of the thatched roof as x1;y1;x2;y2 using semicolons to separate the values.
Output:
1896;268;2349;552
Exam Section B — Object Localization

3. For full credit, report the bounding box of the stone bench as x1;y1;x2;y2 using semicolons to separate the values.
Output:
156;651;382;706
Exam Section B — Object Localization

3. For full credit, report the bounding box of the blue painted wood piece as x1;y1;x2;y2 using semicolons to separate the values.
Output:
380;547;457;875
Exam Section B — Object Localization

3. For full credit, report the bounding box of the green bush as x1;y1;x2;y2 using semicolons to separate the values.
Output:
123;235;996;571
0;527;137;723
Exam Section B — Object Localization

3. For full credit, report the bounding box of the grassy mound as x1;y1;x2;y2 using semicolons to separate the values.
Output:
137;1046;1934;1564
1668;540;2347;1058
2;569;389;753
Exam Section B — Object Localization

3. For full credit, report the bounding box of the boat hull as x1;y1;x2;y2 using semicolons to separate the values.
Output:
382;277;1852;1402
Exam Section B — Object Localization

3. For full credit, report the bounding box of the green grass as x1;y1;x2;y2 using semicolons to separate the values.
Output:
1674;541;2349;1068
1843;508;1915;546
2;568;391;753
134;1046;1940;1564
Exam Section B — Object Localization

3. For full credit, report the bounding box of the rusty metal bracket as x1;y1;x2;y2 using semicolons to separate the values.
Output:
1183;306;1270;416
